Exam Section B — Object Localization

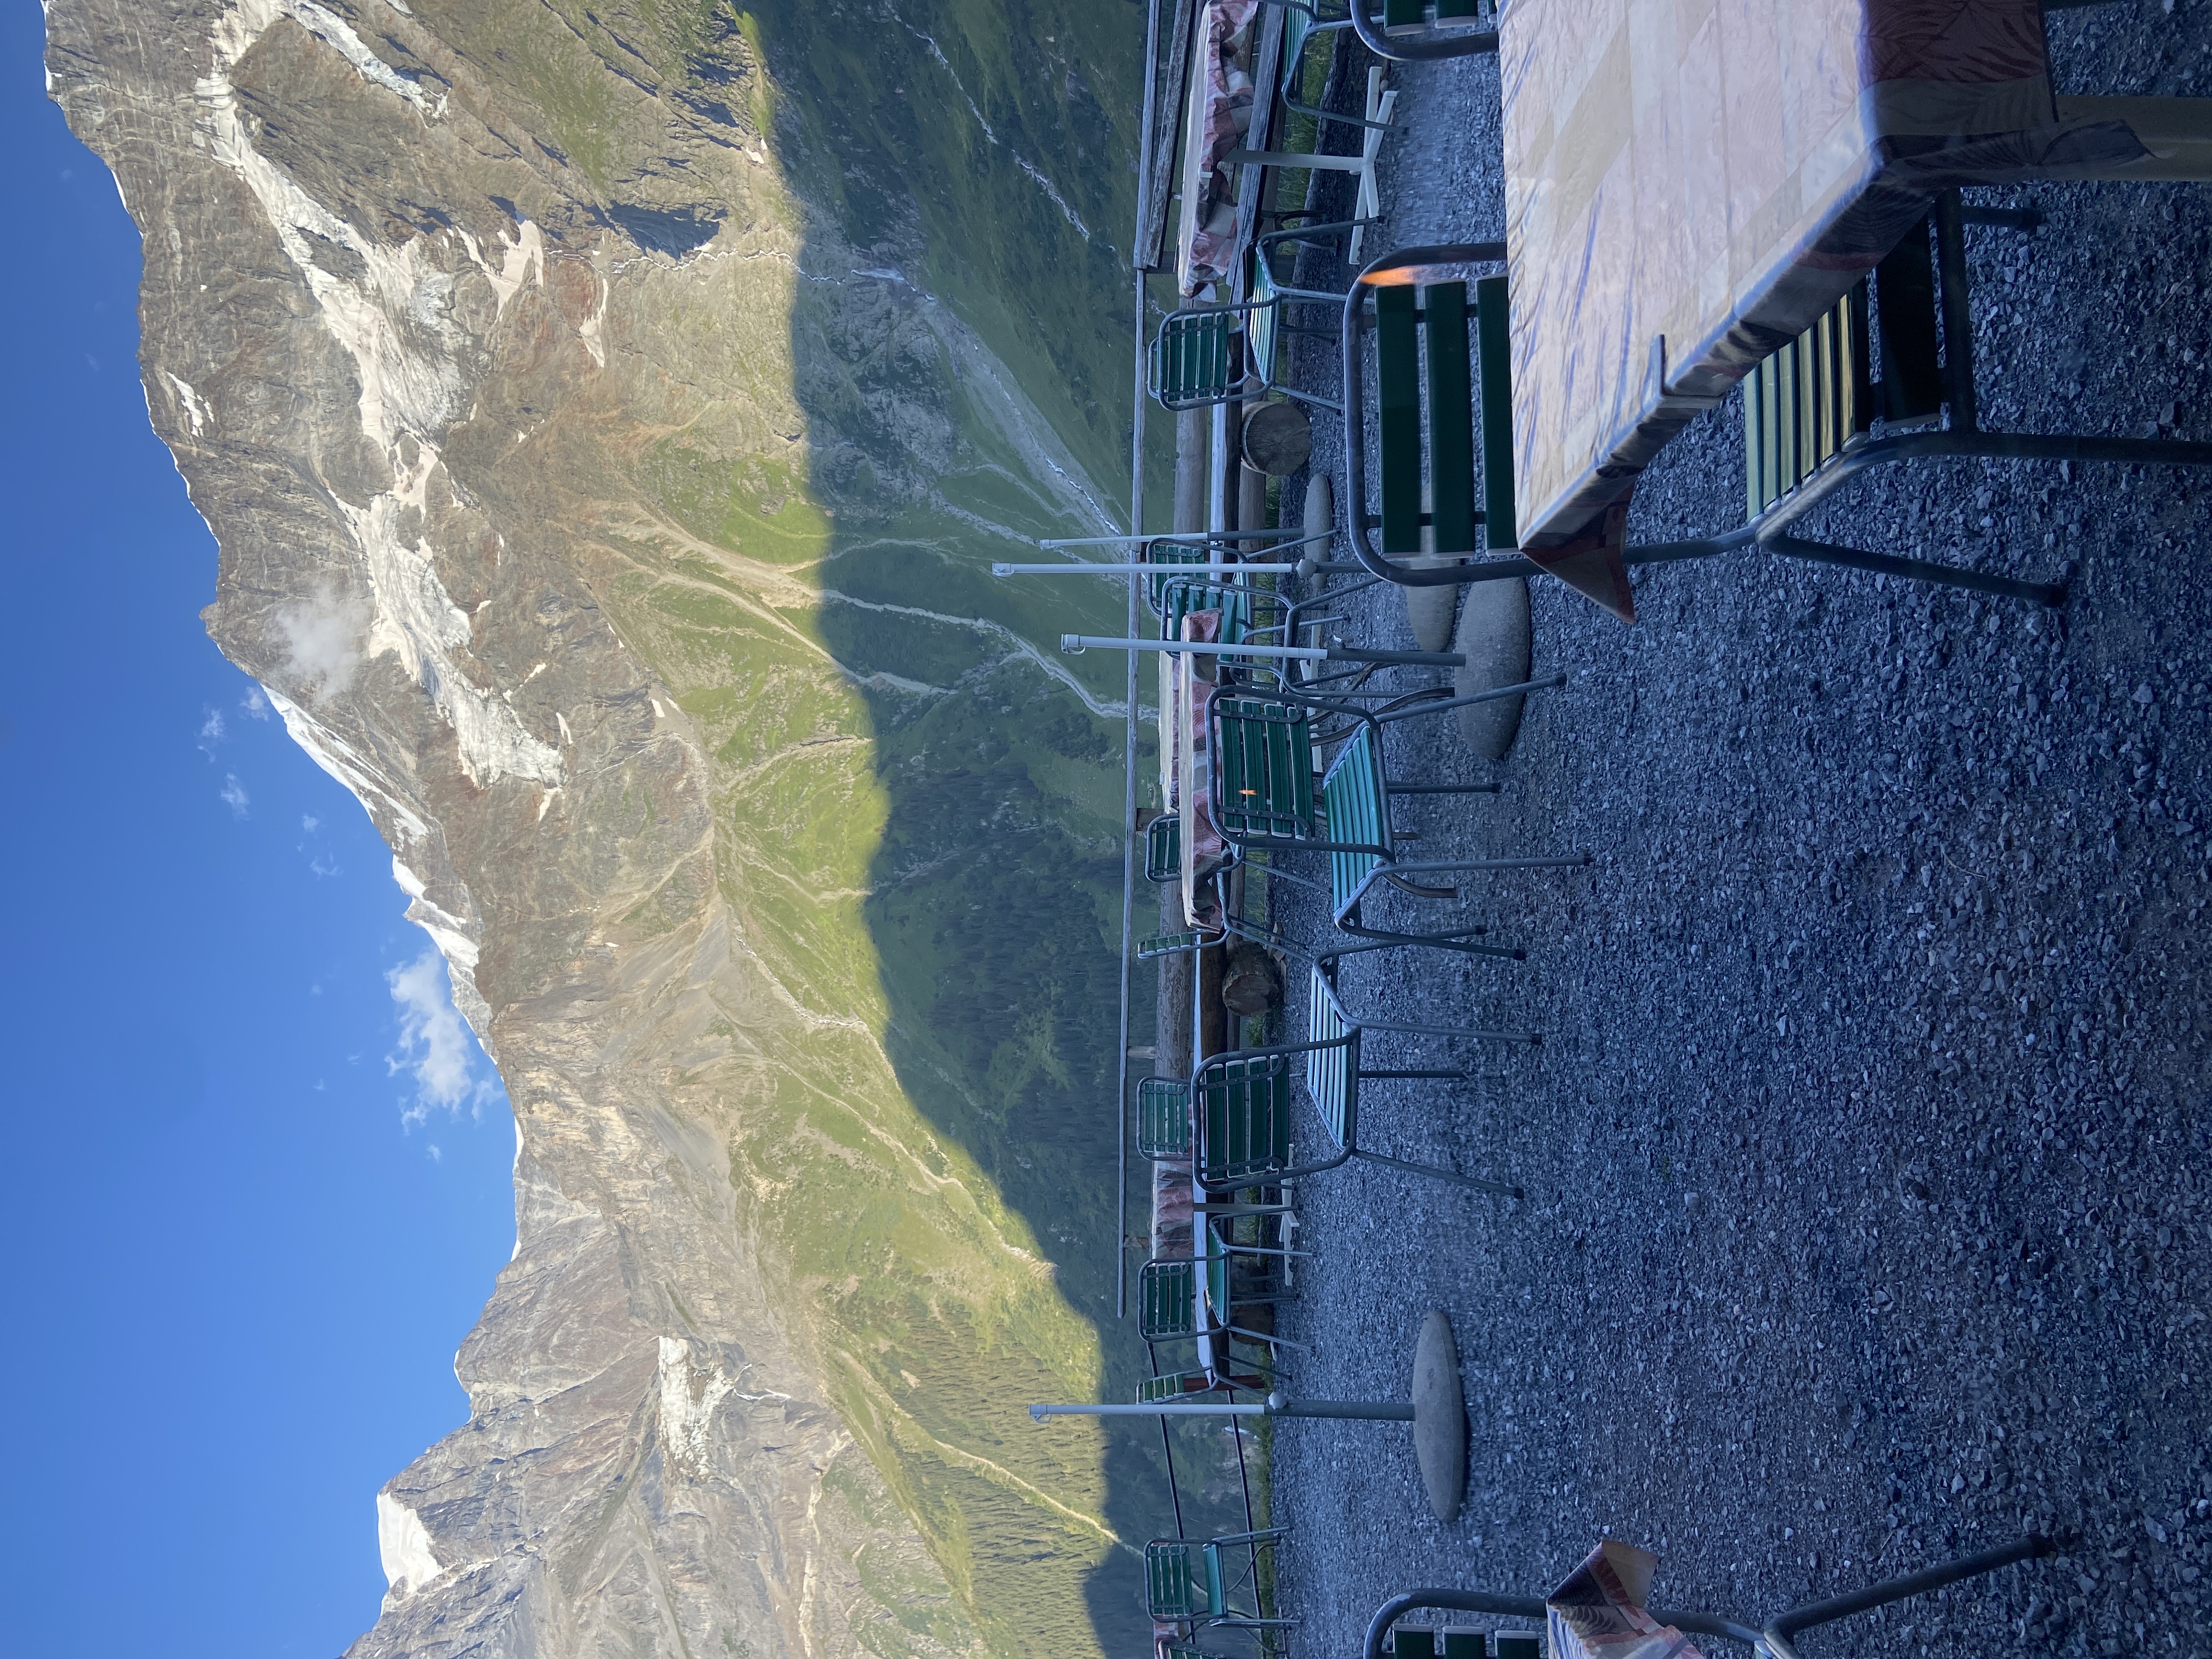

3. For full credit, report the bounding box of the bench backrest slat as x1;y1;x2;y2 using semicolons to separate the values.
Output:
1424;281;1477;554
1376;285;1425;555
1876;216;1943;424
1744;281;1874;517
1475;274;1516;549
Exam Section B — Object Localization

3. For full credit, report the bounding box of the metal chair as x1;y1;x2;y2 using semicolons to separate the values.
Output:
1207;681;1585;957
1138;1367;1270;1401
1189;962;1528;1196
1137;1076;1192;1160
1361;1535;2057;1659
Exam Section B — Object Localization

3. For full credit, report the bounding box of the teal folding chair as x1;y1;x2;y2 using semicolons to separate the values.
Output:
1138;1254;1301;1353
1190;963;1528;1195
1150;255;1345;414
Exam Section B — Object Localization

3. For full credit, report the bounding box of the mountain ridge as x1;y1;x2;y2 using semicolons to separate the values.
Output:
45;0;1158;1652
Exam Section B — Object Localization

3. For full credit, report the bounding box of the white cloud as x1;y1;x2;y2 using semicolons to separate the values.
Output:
386;950;486;1125
220;774;250;817
270;583;370;701
241;687;273;720
301;814;321;832
198;709;226;758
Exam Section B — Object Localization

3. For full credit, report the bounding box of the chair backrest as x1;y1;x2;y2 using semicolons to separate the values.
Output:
1319;719;1388;913
1384;0;1498;31
1374;278;1514;557
1493;1636;1539;1659
1152;311;1241;411
1744;280;1872;520
1159;576;1255;653
1137;1370;1214;1403
1194;1052;1295;1184
1139;1259;1202;1340
1211;695;1317;842
1144;540;1215;617
1304;964;1357;1150
1146;814;1182;883
1397;1632;1493;1659
1137;1076;1192;1159
1146;1541;1201;1620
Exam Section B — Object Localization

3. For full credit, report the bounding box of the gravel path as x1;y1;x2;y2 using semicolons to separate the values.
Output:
1263;9;2212;1658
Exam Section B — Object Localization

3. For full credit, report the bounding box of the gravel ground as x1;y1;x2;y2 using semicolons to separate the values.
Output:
1261;9;2212;1658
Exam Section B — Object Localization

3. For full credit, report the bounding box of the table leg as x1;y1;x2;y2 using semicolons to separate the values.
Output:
2054;95;2212;181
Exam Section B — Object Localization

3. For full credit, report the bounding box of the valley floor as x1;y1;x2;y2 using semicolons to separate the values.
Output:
1265;8;2212;1655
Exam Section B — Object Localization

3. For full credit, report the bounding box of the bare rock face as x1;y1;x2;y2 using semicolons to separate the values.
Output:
46;3;1145;1656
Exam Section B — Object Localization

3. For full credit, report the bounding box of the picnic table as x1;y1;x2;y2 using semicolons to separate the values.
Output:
1499;0;2212;613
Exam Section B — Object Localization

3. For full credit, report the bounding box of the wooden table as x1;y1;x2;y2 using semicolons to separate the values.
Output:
1499;0;2205;613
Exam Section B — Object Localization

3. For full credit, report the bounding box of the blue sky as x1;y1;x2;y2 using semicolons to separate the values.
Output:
1;16;517;1657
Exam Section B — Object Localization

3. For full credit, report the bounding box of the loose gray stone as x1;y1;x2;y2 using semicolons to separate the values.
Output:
1451;575;1532;758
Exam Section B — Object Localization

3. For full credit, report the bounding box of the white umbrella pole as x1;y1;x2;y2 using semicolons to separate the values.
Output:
1060;634;1464;668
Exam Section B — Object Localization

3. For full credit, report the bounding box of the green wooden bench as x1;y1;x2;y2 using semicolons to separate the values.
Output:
1337;218;2212;610
1145;814;1182;884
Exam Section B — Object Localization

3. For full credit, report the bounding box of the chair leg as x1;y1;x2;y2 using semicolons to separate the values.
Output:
1220;1322;1308;1350
1759;1535;2055;1659
1356;1017;1543;1043
1350;1147;1522;1199
1763;534;2067;606
1325;925;1525;962
1275;381;1345;415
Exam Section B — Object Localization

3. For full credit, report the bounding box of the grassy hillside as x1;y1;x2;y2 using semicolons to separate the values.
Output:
407;0;1217;1651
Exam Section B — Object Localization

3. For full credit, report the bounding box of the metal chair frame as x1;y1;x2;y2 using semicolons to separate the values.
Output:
1206;680;1584;954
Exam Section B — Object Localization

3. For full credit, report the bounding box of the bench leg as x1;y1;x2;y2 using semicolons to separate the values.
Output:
1350;1147;1522;1198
